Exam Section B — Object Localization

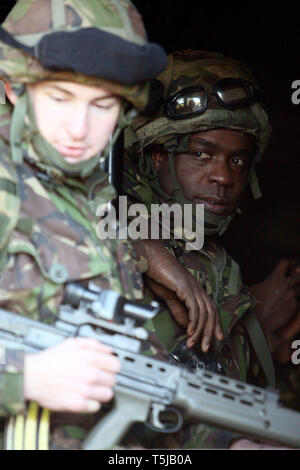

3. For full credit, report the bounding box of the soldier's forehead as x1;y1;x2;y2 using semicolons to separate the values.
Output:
188;129;255;147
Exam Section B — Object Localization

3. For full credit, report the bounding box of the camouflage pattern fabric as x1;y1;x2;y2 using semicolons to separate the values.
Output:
120;49;273;448
0;103;145;448
274;363;300;412
122;157;257;449
0;0;167;450
0;0;156;111
0;0;167;451
124;49;272;242
124;158;255;381
126;49;272;153
248;354;300;413
0;349;25;416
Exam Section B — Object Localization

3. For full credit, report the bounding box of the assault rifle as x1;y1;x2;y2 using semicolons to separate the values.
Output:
0;283;299;449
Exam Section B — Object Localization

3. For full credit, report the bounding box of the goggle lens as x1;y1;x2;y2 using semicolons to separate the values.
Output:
173;89;207;117
216;86;248;104
165;79;259;120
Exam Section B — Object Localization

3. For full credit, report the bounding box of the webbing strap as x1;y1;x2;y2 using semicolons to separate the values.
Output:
0;178;17;194
243;310;276;387
227;258;241;295
15;217;34;237
51;0;66;29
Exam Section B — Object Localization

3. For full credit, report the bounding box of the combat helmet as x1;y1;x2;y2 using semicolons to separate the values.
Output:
126;50;272;236
0;0;167;177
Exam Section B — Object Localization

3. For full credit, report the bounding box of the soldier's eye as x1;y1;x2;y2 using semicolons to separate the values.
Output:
94;98;119;110
94;103;113;110
192;151;210;160
232;156;248;168
49;94;68;103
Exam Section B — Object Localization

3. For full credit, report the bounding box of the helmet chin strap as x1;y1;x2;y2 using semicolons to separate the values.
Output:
249;148;262;199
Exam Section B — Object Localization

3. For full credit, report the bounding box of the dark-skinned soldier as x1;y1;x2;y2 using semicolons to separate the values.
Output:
123;50;300;449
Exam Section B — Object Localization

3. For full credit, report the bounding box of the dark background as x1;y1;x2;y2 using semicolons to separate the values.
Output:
132;1;300;284
1;1;300;284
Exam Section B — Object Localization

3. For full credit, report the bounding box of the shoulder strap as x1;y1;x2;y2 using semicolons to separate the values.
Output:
0;173;20;273
243;310;276;388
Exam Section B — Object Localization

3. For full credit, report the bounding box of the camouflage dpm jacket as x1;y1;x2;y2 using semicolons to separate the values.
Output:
121;153;259;449
0;104;144;449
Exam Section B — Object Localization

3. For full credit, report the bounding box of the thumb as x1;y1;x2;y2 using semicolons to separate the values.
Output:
272;259;291;278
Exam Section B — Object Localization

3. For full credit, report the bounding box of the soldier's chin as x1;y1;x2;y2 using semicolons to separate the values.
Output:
61;153;95;164
63;155;88;164
203;202;232;216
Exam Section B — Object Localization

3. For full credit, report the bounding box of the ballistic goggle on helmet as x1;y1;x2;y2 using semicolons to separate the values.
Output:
165;78;263;119
128;50;271;152
126;50;272;236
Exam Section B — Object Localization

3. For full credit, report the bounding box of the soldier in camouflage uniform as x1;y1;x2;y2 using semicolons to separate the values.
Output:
123;50;299;449
0;0;168;450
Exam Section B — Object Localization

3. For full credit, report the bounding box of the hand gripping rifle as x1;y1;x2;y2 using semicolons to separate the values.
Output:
0;283;299;449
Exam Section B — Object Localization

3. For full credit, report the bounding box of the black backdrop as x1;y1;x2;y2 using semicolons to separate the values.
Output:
1;1;300;284
131;1;300;284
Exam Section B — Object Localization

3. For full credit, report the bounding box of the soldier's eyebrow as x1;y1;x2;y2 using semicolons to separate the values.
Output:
93;94;119;103
189;138;222;151
45;85;117;101
45;85;75;96
190;137;254;157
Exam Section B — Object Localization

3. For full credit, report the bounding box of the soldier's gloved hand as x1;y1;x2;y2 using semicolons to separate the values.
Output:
249;259;300;335
23;338;121;413
134;240;223;351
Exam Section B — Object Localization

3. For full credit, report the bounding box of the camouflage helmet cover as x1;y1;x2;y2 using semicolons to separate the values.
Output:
0;0;166;110
126;49;272;150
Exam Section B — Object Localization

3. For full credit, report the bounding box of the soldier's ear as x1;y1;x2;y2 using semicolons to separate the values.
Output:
151;146;167;171
5;82;18;105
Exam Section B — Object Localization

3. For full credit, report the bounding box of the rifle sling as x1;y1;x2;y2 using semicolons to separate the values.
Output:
243;310;276;388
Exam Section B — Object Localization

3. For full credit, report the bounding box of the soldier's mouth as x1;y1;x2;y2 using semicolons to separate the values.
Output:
194;197;231;215
55;144;87;158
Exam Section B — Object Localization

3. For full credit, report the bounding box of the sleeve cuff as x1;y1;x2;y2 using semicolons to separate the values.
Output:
0;348;25;416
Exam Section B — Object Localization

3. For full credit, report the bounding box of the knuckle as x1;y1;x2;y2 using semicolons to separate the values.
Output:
111;359;121;374
78;384;91;399
207;307;215;317
107;374;117;387
100;386;114;402
85;368;99;384
67;396;86;413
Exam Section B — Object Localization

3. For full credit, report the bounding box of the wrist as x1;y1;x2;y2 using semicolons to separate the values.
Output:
23;353;40;403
